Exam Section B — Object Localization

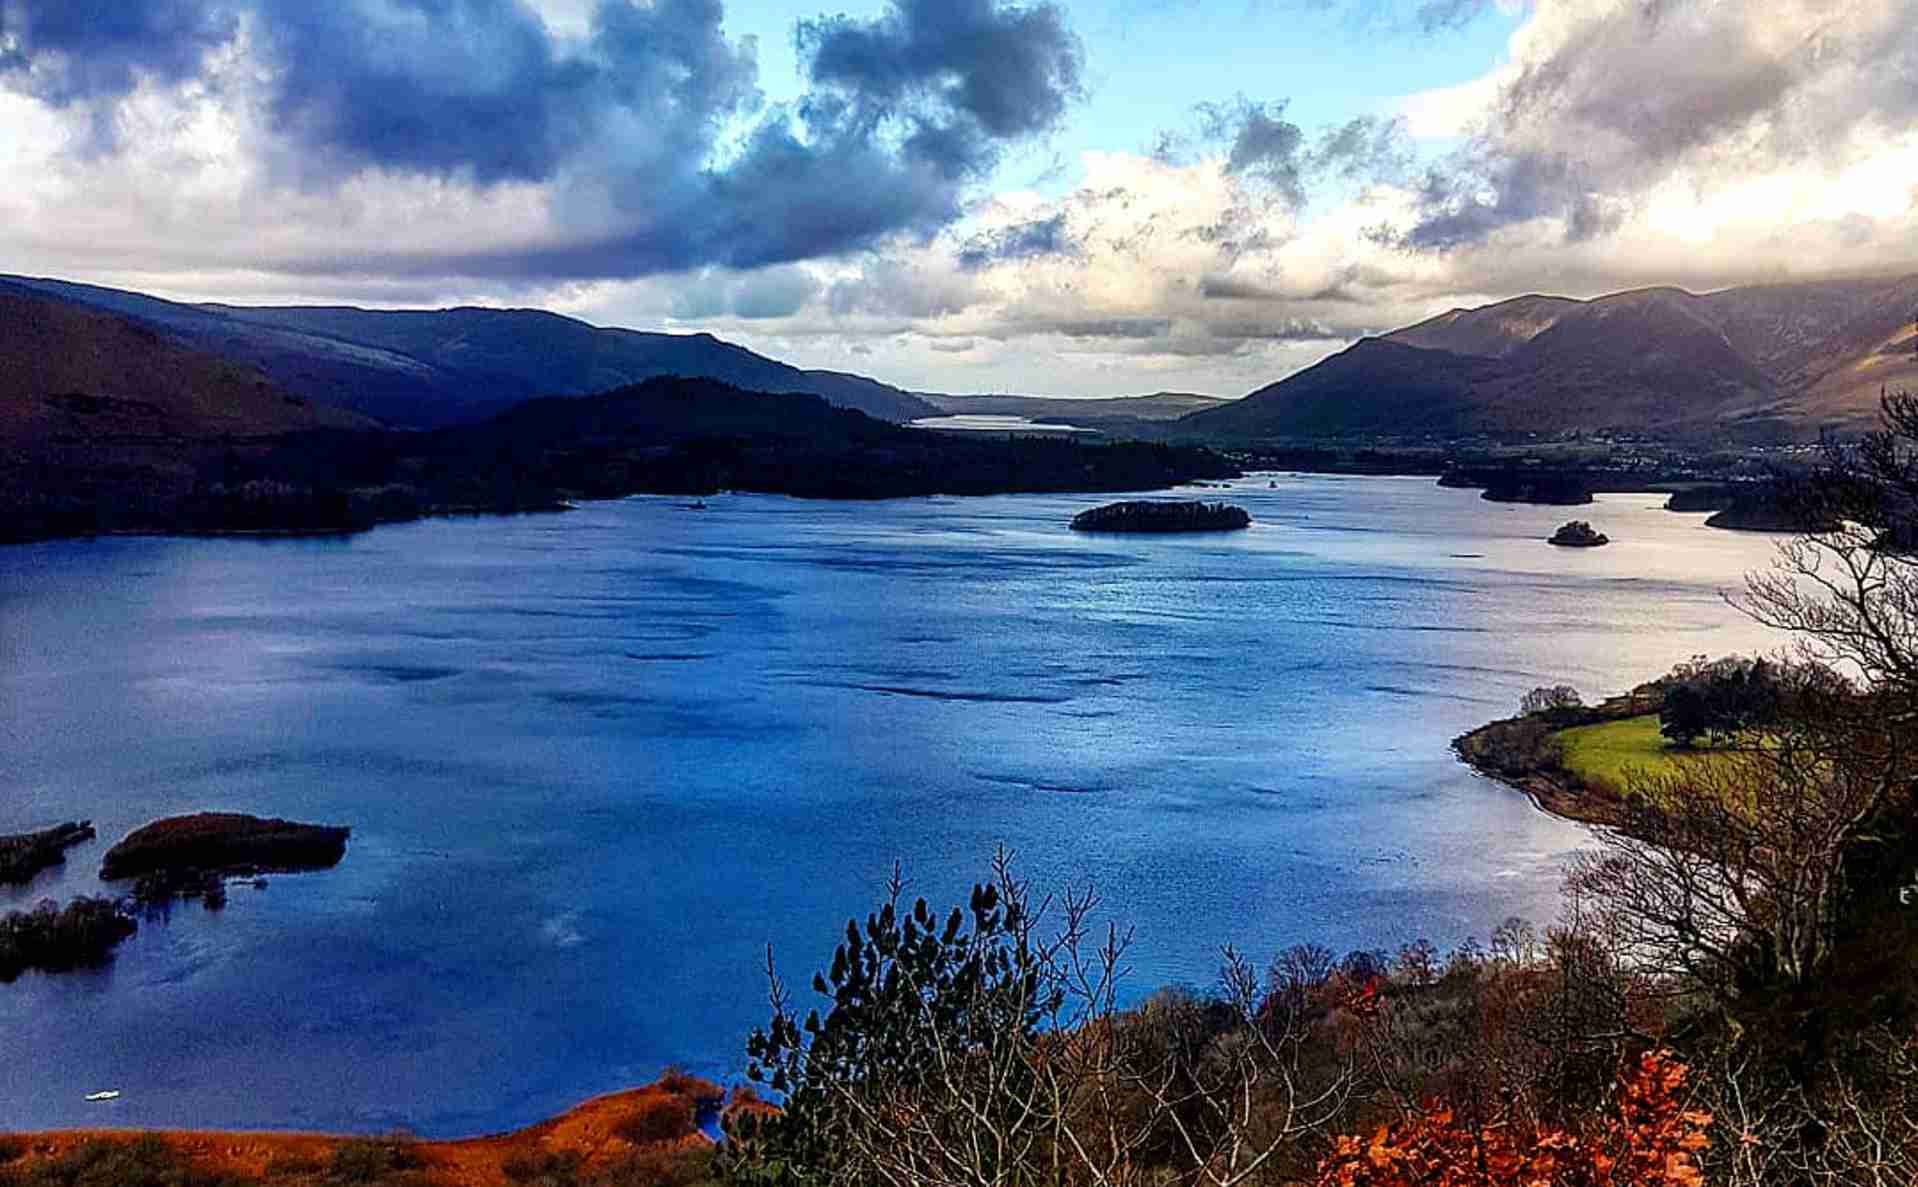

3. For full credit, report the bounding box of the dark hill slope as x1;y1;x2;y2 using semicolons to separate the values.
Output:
1179;339;1508;438
3;373;1238;542
1186;274;1918;443
1386;294;1581;359
1;275;939;427
0;284;373;541
0;284;366;443
305;376;1240;503
211;302;941;424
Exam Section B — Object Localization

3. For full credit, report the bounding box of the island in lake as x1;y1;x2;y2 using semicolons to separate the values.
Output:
1548;520;1610;547
100;813;350;909
0;821;96;885
1069;500;1251;533
101;813;351;882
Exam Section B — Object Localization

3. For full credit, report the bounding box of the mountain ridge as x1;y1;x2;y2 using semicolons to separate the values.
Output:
1183;273;1918;442
1;275;943;427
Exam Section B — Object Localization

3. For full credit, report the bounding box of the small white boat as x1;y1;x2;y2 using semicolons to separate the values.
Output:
84;1090;121;1102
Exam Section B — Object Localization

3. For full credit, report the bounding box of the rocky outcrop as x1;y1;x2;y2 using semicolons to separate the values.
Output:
1548;521;1610;547
1070;500;1251;533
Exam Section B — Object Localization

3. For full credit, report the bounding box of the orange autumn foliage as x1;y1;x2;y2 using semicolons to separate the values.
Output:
1315;1050;1710;1187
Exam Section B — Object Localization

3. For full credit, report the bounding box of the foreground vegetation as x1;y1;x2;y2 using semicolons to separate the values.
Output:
0;1077;727;1187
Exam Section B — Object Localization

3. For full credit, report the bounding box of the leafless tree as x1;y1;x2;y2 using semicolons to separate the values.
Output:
728;850;1365;1187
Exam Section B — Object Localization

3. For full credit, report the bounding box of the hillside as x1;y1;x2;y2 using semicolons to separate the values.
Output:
263;376;1240;506
1;275;940;428
1;369;1238;542
1185;274;1918;443
0;284;374;540
0;284;366;444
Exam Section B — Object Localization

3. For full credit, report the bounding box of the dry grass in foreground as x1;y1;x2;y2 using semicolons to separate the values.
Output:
0;1072;748;1187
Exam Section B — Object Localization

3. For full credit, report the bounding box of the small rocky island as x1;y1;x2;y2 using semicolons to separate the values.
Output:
1070;500;1252;533
1548;520;1610;547
0;821;96;885
102;813;350;907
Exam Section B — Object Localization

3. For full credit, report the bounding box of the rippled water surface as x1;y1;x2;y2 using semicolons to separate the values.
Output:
0;476;1788;1133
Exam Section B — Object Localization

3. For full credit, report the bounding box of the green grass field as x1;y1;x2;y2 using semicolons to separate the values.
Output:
1553;714;1687;791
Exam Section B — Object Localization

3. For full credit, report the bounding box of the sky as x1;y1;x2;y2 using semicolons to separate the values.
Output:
2;0;1915;398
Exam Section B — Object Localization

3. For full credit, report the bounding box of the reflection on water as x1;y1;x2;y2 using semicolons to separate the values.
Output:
0;476;1789;1134
909;414;1097;433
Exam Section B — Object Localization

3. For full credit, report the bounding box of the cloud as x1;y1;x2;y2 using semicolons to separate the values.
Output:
0;0;1082;277
1403;0;1918;249
1285;0;1528;36
957;213;1079;268
799;0;1083;149
0;0;237;105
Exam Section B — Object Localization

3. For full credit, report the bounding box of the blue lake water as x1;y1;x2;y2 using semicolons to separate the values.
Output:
0;475;1789;1135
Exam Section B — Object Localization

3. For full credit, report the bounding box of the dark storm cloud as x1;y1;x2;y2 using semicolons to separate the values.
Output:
957;213;1078;269
0;0;1084;278
1198;98;1306;203
0;0;236;104
799;0;1083;147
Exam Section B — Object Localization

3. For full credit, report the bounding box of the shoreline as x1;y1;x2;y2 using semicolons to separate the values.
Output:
1451;691;1660;830
0;1075;760;1186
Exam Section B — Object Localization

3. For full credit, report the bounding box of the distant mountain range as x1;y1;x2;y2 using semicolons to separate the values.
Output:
0;278;1238;541
1181;275;1918;443
9;269;1918;459
0;274;941;427
920;391;1230;423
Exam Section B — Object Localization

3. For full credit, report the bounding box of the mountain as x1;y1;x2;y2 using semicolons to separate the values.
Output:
0;282;367;443
0;282;373;540
0;275;940;428
1184;274;1918;443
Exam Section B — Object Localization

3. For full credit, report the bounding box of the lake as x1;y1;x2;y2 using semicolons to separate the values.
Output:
908;414;1098;433
0;475;1790;1135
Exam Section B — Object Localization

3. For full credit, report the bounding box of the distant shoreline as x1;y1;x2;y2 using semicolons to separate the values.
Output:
0;1074;755;1185
1451;692;1659;829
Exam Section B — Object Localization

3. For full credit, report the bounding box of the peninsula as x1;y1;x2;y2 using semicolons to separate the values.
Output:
0;822;96;885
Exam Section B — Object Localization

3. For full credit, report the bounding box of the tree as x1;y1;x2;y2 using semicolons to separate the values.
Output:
1521;686;1585;718
1566;396;1918;1011
1656;656;1782;750
726;851;1365;1187
1567;719;1900;1004
1739;389;1918;710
